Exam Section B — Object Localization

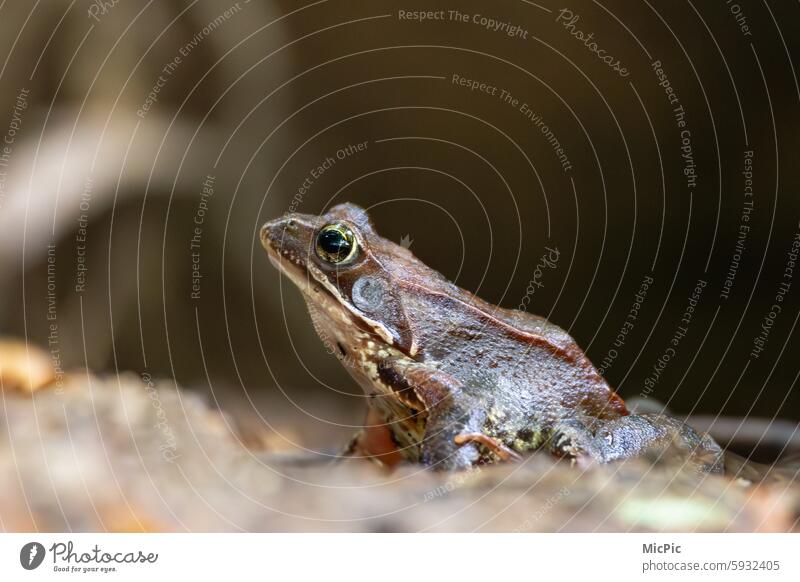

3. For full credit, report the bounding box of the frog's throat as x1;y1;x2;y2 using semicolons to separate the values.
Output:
267;246;396;347
307;262;397;345
370;396;426;461
293;282;428;415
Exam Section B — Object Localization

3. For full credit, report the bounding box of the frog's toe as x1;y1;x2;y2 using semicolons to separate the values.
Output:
550;431;577;457
548;418;604;462
0;339;56;395
454;432;522;463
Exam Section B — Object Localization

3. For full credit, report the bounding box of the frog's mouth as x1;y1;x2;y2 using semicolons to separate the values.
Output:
264;243;307;289
263;242;345;318
260;221;326;298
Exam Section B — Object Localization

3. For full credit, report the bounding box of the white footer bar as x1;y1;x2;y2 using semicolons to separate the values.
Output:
1;533;797;580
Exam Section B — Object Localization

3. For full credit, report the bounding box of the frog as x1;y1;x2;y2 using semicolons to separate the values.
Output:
260;203;723;472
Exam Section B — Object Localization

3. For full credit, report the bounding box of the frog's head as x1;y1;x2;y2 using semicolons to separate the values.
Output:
261;203;424;356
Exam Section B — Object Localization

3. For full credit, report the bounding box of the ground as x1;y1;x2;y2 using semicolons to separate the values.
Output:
1;356;798;532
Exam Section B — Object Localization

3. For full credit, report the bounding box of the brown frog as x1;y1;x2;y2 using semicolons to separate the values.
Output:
261;203;722;472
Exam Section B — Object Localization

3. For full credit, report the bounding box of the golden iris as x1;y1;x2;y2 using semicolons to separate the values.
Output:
316;223;358;264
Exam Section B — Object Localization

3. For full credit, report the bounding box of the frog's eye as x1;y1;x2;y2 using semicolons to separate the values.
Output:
316;223;358;264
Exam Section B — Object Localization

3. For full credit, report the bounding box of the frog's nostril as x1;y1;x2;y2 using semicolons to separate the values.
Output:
284;218;300;234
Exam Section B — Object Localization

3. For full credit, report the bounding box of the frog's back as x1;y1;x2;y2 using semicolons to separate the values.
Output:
402;284;628;423
488;303;626;419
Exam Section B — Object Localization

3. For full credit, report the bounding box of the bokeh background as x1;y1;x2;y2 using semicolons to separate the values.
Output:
1;0;798;465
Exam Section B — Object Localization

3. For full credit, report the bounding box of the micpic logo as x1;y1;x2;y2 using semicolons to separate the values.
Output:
19;542;46;570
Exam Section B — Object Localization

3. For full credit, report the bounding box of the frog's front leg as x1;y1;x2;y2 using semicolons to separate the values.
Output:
548;416;606;465
453;433;522;462
420;402;486;470
377;358;511;470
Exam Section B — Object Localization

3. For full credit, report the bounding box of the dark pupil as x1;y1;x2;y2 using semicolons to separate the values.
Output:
319;229;351;260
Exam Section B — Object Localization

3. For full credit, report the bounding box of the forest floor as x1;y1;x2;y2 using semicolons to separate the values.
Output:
1;364;798;532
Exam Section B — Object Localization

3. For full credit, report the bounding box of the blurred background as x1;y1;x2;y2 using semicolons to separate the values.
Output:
1;0;798;463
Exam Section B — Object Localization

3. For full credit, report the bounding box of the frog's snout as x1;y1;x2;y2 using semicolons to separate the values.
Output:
259;221;276;251
260;216;298;251
260;214;317;271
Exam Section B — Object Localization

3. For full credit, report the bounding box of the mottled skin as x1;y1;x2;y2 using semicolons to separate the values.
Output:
261;204;722;472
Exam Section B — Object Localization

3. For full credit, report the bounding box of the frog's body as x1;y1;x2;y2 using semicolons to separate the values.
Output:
261;203;722;472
